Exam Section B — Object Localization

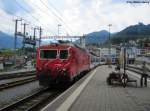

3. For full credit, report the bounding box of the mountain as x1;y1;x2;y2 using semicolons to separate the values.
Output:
0;31;22;49
0;31;59;49
117;22;150;35
85;30;109;44
85;23;150;45
1;22;150;48
111;23;150;44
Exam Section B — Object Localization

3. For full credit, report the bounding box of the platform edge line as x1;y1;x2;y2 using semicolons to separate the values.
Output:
56;69;97;111
41;69;97;111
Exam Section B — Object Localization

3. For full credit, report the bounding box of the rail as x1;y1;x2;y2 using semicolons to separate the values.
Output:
0;87;63;111
0;76;37;90
0;71;36;80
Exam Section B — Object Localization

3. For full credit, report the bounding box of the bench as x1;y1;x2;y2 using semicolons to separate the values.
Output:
127;77;137;87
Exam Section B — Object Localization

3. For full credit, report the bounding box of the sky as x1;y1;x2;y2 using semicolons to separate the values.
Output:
0;0;150;37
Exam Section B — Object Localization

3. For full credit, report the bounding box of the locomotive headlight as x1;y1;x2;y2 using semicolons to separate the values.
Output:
63;68;66;71
56;67;59;70
37;67;42;71
62;68;67;76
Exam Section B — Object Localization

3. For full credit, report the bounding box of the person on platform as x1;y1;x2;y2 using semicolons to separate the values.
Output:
140;61;148;87
116;64;120;71
115;63;120;72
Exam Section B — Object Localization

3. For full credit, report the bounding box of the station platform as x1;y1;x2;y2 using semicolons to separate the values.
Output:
42;66;150;111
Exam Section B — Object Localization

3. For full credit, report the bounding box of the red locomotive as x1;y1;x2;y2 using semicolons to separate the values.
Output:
36;43;91;86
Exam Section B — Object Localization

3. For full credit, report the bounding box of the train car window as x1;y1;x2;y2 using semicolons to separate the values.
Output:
60;50;68;59
40;50;57;59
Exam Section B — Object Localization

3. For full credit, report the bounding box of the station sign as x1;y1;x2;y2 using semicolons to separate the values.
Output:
23;38;36;45
41;36;83;39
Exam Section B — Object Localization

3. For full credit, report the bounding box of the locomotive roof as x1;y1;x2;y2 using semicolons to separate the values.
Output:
39;44;70;49
39;43;88;52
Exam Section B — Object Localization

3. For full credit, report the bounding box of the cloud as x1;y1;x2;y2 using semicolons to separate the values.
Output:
0;0;33;15
0;0;150;36
59;0;150;34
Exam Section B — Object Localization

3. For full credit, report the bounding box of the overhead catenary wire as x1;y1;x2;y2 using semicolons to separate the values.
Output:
0;19;14;34
39;0;73;35
0;0;73;37
0;4;21;19
47;0;74;33
38;1;68;33
0;13;13;22
23;0;58;33
0;6;20;33
0;17;14;27
29;0;70;35
0;24;14;34
14;0;39;22
20;0;71;36
14;0;56;35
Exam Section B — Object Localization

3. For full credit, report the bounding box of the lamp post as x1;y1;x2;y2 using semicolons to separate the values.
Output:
58;24;61;39
108;24;112;68
124;47;126;74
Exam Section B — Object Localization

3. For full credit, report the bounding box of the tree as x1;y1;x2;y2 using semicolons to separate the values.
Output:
0;49;14;57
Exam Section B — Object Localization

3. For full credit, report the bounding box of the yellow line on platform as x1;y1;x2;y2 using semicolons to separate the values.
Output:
56;69;97;111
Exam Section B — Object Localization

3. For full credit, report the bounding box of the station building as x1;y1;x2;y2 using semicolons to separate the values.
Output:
98;48;117;64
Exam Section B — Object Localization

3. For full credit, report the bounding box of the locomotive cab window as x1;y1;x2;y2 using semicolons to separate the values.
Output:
40;50;57;59
60;50;68;59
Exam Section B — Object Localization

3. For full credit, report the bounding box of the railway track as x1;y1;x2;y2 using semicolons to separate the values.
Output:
0;71;36;80
0;87;64;111
0;76;37;90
